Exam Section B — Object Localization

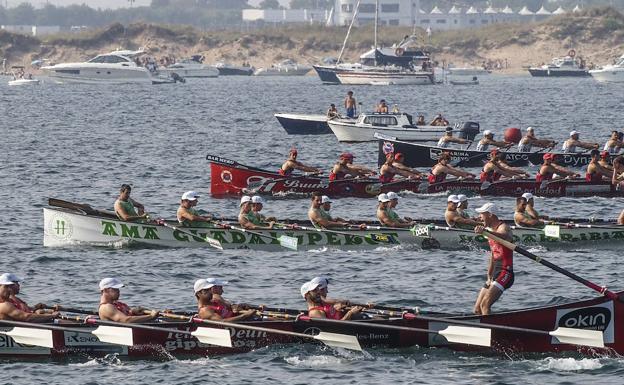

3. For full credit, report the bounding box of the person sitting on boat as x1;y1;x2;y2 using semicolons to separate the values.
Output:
279;148;321;177
521;193;548;220
480;149;530;182
1;273;52;314
238;195;275;230
428;152;475;183
599;151;614;173
392;153;422;176
473;203;514;315
429;113;449;127
329;153;376;181
445;195;481;229
536;153;580;183
98;277;159;323
562;131;599;153
177;191;213;227
377;193;409;228
320;195;346;223
301;280;363;320
517;127;556;152
514;197;544;228
586;149;612;182
476;130;511;152
383;191;415;227
416;115;426;125
603;130;623;154
456;194;474;220
379;153;422;183
619;208;624;225
308;192;349;229
194;279;256;322
327;104;339;119
344;91;357;118
437;127;469;149
114;184;147;222
612;155;624;185
376;99;389;113
0;274;59;322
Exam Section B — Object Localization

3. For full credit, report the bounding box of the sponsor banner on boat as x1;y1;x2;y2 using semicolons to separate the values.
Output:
0;329;51;355
554;302;614;344
456;229;624;244
63;330;129;354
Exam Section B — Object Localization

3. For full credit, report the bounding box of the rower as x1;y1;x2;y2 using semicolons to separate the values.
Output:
114;184;147;222
379;153;421;183
586;149;612;182
329;153;376;181
429;113;449;127
473;203;514;315
301;279;363;320
603;130;623;154
536;153;579;183
445;195;481;229
517;127;556;152
177;191;213;227
514;197;544;228
327;104;339;119
480;149;530;182
0;274;59;322
376;99;389;113
475;130;511;152
437;127;469;149
98;277;159;323
194;278;256;322
320;195;346;223
562;131;598;153
239;195;275;230
278;148;321;177
308;192;349;229
612;155;624;185
618;208;624;225
428;152;475;183
2;273;50;314
380;191;414;228
599;151;614;172
521;193;547;220
392;153;422;176
456;194;474;220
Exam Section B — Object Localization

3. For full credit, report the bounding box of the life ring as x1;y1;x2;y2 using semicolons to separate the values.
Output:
568;49;576;58
395;47;405;57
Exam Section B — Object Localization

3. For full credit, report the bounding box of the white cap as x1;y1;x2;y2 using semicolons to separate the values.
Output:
570;130;579;137
457;194;468;202
386;192;399;200
300;280;321;298
475;202;498;216
251;195;265;204
321;196;332;204
483;130;492;136
526;126;534;131
240;196;251;206
99;277;124;291
0;273;21;285
447;194;461;203
194;278;229;293
521;192;534;200
378;193;390;202
310;276;329;289
181;191;200;201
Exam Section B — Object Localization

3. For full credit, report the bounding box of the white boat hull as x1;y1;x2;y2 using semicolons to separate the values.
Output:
254;67;312;76
336;71;433;85
448;68;490;76
160;66;218;78
42;64;153;84
328;120;449;142
8;79;40;86
590;68;624;82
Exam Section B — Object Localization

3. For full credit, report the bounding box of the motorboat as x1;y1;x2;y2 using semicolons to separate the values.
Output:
254;59;312;76
528;51;590;77
335;67;434;85
214;62;254;76
8;78;40;86
160;55;218;78
274;113;332;135
8;66;40;86
589;54;624;82
450;77;479;86
447;65;491;76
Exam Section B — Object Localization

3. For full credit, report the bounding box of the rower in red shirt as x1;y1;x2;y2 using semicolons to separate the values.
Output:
585;149;612;182
379;153;422;183
278;148;321;176
98;277;159;323
479;149;529;182
0;273;59;322
301;278;363;320
428;152;475;183
473;203;514;315
536;153;579;183
329;153;376;181
194;278;255;322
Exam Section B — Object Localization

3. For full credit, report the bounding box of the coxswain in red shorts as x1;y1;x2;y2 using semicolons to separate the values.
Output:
278;148;321;176
329;153;376;181
98;277;159;323
194;278;256;322
472;203;514;315
536;153;579;183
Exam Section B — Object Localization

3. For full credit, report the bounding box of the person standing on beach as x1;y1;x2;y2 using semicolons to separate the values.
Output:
344;91;356;118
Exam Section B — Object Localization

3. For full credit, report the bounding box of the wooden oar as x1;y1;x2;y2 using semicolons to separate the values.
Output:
158;312;362;351
288;224;398;245
48;198;116;218
296;315;491;347
482;230;623;302
156;219;224;250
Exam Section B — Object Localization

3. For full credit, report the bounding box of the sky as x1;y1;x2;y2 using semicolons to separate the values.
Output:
5;0;291;9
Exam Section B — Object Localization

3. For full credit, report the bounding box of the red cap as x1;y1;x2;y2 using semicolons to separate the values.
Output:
490;149;500;157
340;152;354;160
543;153;555;160
600;151;609;159
394;152;404;160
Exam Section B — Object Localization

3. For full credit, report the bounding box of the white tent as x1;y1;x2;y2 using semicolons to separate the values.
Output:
501;6;514;14
430;6;443;14
448;6;462;14
553;7;566;15
536;6;551;15
484;6;498;14
518;6;535;15
466;6;479;14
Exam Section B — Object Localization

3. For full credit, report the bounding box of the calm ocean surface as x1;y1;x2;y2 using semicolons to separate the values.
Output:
0;74;623;384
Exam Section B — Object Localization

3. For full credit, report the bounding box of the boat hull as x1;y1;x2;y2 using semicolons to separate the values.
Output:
590;68;624;82
254;67;311;76
8;79;40;86
160;67;218;78
42;64;153;84
528;68;590;77
274;113;331;135
329;121;450;142
313;65;342;83
216;66;254;76
336;70;434;85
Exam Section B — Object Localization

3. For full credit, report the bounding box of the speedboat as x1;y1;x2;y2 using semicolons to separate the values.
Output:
254;59;312;76
447;65;491;76
8;66;40;86
589;54;624;82
8;78;40;86
160;55;218;78
335;66;434;85
528;52;590;77
214;62;254;76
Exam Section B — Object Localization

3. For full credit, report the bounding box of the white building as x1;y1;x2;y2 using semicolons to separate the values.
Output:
1;25;61;36
242;8;332;24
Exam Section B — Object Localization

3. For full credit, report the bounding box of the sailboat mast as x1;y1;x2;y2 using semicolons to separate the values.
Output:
337;0;361;65
374;0;379;66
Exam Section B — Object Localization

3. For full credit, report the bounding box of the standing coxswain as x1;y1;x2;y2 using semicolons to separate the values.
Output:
329;153;376;181
603;131;624;154
586;149;612;182
475;130;511;152
536;153;580;182
473;203;514;315
379;153;422;183
437;127;469;148
98;278;159;323
562;131;599;153
480;149;530;182
0;274;59;322
428;152;476;183
517;127;556;152
278;148;321;176
445;195;481;229
114;184;148;222
177;191;213;227
194;278;255;322
514;197;544;228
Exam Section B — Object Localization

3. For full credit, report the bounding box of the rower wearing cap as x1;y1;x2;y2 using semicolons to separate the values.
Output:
473;203;514;315
521;193;547;220
517;127;556;152
437;127;469;149
194;278;256;322
177;191;213;227
428;152;476;183
321;195;346;223
2;273;50;314
586;149;612;182
114;184;147;222
98;278;159;323
380;191;414;227
480;149;530;182
599;151;614;172
392;153;422;176
278;148;321;177
603;131;623;155
376;99;389;113
329;153;376;181
536;153;579;183
514;196;544;228
445;195;481;229
308;192;349;229
379;153;422;183
562;131;599;153
301;279;363;320
239;196;275;230
0;274;59;322
476;130;511;152
456;194;473;220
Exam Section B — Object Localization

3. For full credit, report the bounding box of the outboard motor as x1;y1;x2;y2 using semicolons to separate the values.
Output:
458;121;480;141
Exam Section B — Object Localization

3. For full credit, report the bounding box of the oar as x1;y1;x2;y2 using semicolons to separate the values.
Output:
159;312;362;351
223;222;298;251
288;224;398;244
156;220;224;250
482;230;623;302
296;315;491;347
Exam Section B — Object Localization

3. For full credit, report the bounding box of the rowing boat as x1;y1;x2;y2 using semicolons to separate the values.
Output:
1;291;621;358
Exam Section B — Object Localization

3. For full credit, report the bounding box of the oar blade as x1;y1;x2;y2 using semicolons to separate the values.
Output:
439;325;491;347
205;236;224;250
1;327;54;348
314;332;362;351
92;325;134;346
278;235;298;251
550;327;604;348
191;327;232;347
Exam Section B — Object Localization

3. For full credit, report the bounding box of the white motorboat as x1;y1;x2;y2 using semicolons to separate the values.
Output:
336;67;433;85
8;66;40;86
528;51;590;77
447;65;491;76
589;54;624;82
160;55;218;78
254;59;312;76
214;62;254;76
8;78;40;86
